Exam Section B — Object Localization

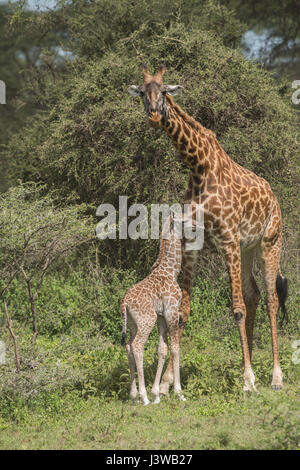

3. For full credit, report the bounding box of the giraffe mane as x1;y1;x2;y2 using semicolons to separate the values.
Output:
150;238;166;272
166;95;215;138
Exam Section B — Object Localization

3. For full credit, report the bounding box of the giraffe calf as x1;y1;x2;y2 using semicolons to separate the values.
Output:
121;215;184;405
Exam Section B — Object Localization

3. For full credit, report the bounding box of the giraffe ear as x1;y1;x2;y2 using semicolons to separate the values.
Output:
164;85;183;96
128;85;141;97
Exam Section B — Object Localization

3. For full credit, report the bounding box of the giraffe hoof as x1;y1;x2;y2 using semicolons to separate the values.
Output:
243;384;258;393
271;384;283;391
153;397;160;405
178;394;186;401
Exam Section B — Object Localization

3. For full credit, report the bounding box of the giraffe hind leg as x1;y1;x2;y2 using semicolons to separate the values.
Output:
167;310;185;401
260;233;284;390
130;305;157;405
241;248;260;361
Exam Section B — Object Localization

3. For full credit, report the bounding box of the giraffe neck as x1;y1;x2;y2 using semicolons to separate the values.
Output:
161;95;219;183
155;237;182;278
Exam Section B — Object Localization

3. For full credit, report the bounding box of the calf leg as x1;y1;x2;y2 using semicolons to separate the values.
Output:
130;308;157;405
126;318;138;401
151;316;168;404
169;317;185;401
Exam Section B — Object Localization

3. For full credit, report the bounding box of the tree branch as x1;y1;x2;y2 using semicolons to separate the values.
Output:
4;302;20;372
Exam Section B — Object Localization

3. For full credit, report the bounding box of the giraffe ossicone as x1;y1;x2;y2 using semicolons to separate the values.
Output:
128;65;288;393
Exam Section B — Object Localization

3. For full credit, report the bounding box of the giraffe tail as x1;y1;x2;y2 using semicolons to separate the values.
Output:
121;302;127;346
276;272;288;326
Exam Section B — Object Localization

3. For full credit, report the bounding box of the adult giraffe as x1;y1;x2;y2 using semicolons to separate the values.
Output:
128;65;288;393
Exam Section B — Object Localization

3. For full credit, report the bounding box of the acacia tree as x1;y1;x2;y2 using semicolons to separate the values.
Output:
0;183;94;346
3;1;299;279
0;1;71;192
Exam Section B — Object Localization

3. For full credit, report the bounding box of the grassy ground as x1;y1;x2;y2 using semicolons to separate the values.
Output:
0;385;299;450
0;271;299;450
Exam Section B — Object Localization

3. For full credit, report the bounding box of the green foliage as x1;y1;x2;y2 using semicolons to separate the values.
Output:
0;2;70;192
0;4;38;141
5;18;299;271
52;0;246;58
5;273;93;335
0;182;93;280
223;0;300;76
0;182;94;343
0;389;299;449
96;268;140;341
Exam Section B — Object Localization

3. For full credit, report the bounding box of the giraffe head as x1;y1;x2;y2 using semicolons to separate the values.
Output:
128;65;183;126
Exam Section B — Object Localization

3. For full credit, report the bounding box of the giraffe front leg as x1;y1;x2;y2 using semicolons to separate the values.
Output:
159;249;197;396
224;240;257;392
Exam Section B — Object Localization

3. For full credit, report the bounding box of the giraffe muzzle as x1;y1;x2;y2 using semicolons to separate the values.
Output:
149;112;161;128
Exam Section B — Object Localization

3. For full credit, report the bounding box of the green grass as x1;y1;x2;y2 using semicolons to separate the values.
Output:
0;270;299;450
0;331;299;450
0;386;299;450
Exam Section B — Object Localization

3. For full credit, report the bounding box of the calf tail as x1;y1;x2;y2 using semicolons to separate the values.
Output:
276;272;288;326
121;302;127;346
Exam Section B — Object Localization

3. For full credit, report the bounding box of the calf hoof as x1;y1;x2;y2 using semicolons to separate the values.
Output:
243;384;258;393
177;393;186;402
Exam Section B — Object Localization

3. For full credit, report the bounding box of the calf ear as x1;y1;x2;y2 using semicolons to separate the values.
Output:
164;85;183;96
128;85;140;97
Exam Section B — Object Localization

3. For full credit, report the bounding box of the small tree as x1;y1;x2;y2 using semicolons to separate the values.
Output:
0;182;94;345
